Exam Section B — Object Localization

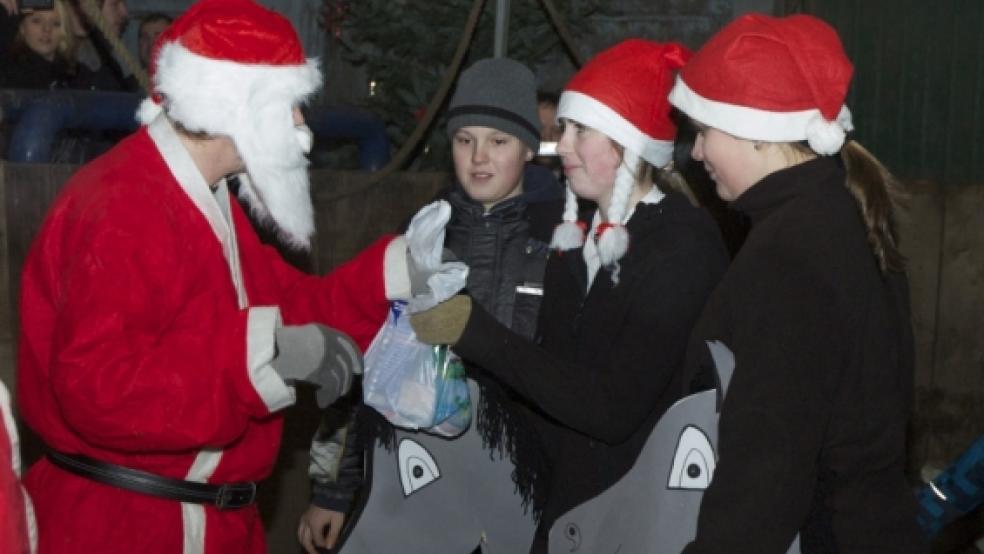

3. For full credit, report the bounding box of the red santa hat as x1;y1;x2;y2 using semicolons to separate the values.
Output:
551;39;690;269
136;0;322;248
668;13;854;156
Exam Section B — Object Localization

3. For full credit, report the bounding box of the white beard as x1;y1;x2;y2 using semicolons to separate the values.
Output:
234;115;315;249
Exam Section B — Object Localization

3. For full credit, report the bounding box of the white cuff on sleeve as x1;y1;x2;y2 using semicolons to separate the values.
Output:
246;306;295;412
384;235;411;301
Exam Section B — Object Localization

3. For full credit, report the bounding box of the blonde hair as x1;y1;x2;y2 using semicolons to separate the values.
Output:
778;140;905;274
15;0;77;68
840;140;906;273
53;0;78;67
613;141;699;207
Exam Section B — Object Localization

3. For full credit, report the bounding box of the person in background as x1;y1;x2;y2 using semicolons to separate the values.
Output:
0;1;78;89
667;13;926;553
410;39;729;553
16;0;429;552
536;91;560;142
0;0;20;58
136;12;170;68
69;0;136;91
533;90;562;176
296;56;564;554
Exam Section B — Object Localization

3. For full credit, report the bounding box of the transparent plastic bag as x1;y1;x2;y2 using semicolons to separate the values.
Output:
363;301;471;435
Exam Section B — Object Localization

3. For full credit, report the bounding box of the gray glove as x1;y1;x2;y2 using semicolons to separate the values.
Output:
271;324;363;409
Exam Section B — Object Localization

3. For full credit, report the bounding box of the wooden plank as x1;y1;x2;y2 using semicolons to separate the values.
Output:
4;163;77;336
899;180;945;470
310;170;448;273
924;185;984;463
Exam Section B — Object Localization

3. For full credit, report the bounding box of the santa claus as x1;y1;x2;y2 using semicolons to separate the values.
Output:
15;0;433;552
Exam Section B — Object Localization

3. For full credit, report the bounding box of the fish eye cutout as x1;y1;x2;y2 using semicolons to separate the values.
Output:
667;425;716;490
398;438;441;497
563;522;581;551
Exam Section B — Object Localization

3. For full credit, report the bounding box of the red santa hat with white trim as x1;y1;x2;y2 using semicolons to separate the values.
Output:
668;13;854;156
550;39;690;268
136;0;322;248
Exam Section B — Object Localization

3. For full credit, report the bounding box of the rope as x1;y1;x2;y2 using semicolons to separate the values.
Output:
76;0;150;93
538;0;585;68
321;0;488;201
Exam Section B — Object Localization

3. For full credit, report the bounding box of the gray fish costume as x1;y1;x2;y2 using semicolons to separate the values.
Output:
548;341;800;553
338;380;538;553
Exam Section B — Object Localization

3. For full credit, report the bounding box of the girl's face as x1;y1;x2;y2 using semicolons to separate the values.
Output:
691;123;763;201
556;118;621;204
20;10;63;62
452;126;532;210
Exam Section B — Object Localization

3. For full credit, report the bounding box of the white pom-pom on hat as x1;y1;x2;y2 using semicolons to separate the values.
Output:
805;113;846;156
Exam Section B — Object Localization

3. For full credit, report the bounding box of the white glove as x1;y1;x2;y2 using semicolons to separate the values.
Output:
404;201;469;313
406;200;452;270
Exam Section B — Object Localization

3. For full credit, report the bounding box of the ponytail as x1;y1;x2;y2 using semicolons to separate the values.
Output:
840;140;906;274
652;164;699;207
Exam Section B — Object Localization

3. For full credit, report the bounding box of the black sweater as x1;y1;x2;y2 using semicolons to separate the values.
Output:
454;192;729;551
682;157;926;553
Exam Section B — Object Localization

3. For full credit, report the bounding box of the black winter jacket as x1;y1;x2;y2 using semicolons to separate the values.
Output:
681;157;925;553
453;192;729;552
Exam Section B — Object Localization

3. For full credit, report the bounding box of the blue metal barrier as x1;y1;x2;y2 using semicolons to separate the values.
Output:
303;106;391;171
2;90;140;163
1;89;391;169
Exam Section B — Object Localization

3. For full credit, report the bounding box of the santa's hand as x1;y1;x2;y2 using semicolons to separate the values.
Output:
409;295;472;345
271;324;363;408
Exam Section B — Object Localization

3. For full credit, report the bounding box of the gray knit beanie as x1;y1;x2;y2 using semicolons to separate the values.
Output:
446;58;541;153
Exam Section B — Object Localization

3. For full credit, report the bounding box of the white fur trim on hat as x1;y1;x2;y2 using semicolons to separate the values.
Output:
138;41;321;129
668;77;853;155
139;40;323;247
558;91;674;167
136;97;163;126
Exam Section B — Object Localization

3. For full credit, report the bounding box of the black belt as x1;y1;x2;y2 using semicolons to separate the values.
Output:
47;451;257;510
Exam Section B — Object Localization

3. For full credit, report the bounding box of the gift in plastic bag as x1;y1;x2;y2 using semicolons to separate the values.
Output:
363;301;471;435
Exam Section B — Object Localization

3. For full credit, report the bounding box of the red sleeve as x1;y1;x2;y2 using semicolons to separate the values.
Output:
233;205;400;351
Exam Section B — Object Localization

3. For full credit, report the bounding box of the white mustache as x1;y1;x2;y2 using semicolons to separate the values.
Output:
295;124;314;154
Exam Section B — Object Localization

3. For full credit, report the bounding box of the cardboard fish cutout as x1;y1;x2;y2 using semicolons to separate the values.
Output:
338;379;538;553
548;341;801;553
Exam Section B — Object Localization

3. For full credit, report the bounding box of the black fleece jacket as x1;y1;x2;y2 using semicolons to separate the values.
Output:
454;192;729;551
682;157;926;553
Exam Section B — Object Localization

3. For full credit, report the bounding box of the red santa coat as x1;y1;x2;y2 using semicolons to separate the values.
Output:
16;117;405;553
0;380;35;554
